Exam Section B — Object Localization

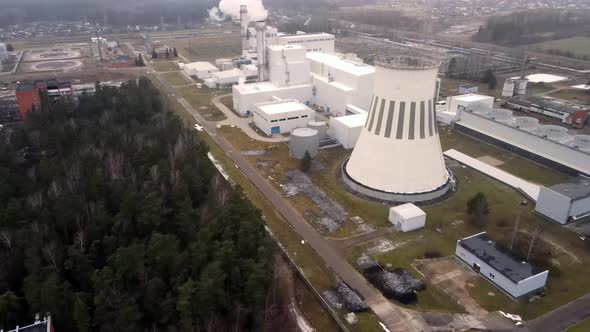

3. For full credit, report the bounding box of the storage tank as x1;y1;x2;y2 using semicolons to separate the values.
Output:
307;120;327;141
573;135;590;152
290;128;319;159
490;108;513;123
539;125;568;141
502;79;515;97
344;55;453;202
514;79;528;96
514;116;539;131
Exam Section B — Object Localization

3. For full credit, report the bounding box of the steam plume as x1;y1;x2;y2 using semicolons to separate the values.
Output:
208;0;268;22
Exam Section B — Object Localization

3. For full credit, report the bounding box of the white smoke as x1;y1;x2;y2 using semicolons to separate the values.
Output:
208;0;268;22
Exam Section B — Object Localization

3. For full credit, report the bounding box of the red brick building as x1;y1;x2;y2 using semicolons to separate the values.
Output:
15;82;41;120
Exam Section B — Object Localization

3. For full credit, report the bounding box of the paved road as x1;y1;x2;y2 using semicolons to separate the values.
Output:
515;293;590;332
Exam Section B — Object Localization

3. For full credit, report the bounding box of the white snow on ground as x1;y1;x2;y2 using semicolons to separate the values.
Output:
519;73;568;83
290;303;315;332
572;84;590;90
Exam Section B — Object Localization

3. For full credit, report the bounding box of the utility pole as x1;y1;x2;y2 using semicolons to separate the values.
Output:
95;30;103;63
510;210;522;250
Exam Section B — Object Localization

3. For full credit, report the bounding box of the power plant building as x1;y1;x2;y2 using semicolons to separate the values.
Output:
535;176;590;224
183;62;219;79
253;99;313;135
343;56;453;203
329;113;367;149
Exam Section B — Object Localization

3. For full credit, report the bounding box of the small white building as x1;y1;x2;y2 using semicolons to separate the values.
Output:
456;232;549;298
388;203;426;232
183;62;219;79
253;99;314;135
535;176;590;224
233;82;313;116
438;93;494;124
211;69;245;88
328;113;367;149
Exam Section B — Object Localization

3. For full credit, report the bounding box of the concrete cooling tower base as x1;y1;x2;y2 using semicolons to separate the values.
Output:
341;159;455;203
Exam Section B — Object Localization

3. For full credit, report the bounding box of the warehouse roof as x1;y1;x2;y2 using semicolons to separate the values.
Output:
306;52;374;76
233;81;311;95
184;61;218;71
508;97;589;115
332;113;367;127
549;176;590;200
453;94;494;102
212;68;244;80
458;232;546;283
257;99;309;115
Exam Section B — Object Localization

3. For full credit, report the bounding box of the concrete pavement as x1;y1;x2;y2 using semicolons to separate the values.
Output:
519;293;590;332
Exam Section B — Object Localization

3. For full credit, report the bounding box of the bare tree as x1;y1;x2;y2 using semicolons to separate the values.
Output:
510;210;522;250
527;226;543;260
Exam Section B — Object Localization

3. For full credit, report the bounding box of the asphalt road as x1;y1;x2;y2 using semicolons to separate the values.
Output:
516;293;590;332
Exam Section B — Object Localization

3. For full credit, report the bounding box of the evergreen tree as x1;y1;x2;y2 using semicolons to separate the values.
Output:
152;49;158;59
300;150;312;172
467;192;490;225
173;47;178;57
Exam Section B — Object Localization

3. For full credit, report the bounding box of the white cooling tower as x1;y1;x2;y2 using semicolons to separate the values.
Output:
343;56;453;202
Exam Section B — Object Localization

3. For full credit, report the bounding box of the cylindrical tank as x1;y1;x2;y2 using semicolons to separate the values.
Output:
290;128;319;159
573;135;590;152
515;79;528;96
514;116;539;131
307;120;327;141
539;125;568;141
345;55;451;200
502;80;515;97
490;108;513;123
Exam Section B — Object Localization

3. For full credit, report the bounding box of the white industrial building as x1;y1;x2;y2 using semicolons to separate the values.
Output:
210;69;245;88
437;94;494;124
233;82;313;116
253;99;313;135
343;56;453;203
388;203;426;232
328;113;367;149
456;232;549;298
183;62;219;79
277;32;335;53
535;176;590;224
0;43;8;62
307;52;375;115
451;106;590;176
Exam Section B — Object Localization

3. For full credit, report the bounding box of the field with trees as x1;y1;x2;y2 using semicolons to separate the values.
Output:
0;79;272;331
531;37;590;61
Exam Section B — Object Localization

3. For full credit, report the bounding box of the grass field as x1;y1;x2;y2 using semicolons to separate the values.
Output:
532;36;590;59
151;61;180;72
160;72;190;86
547;88;590;106
177;86;228;121
160;32;241;62
566;318;590;332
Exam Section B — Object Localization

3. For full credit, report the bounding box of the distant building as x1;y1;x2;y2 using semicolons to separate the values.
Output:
0;93;21;122
456;232;549;298
109;55;134;68
535;176;590;224
459;84;479;95
2;314;54;332
505;97;589;128
15;83;41;120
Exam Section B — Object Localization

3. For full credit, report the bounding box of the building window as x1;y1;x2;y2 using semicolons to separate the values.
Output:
271;120;277;123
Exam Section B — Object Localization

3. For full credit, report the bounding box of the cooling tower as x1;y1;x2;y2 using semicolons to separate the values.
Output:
343;56;453;202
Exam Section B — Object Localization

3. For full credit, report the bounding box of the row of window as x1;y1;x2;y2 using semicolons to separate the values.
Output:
269;114;309;123
286;37;334;45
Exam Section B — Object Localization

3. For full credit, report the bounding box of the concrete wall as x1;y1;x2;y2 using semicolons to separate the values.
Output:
455;244;548;298
535;188;572;224
389;211;425;232
328;117;364;149
457;111;590;176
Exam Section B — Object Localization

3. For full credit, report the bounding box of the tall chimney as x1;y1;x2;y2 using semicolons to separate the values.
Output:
256;20;267;82
240;5;249;52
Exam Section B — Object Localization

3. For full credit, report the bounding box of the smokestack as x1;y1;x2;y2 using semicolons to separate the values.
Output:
256;20;267;82
240;5;249;52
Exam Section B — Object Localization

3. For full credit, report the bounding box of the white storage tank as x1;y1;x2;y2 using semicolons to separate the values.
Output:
573;135;590;152
502;79;515;97
540;125;568;141
290;128;319;159
307;120;328;141
515;79;528;96
514;116;539;131
490;109;513;123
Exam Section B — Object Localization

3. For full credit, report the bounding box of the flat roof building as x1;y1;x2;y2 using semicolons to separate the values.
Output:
253;99;313;136
388;203;426;232
328;113;367;149
456;232;548;298
535;176;590;224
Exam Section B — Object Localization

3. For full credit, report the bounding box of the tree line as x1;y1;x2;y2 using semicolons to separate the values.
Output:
0;78;272;331
473;10;590;45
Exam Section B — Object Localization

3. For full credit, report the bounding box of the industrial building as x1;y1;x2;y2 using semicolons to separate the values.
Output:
388;203;426;232
328;113;367;149
451;105;590;176
456;232;548;298
505;97;589;128
15;83;41;120
459;84;479;95
0;43;8;63
209;68;246;88
535;176;590;224
183;62;220;79
437;93;494;124
253;99;313;135
343;56;453;203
